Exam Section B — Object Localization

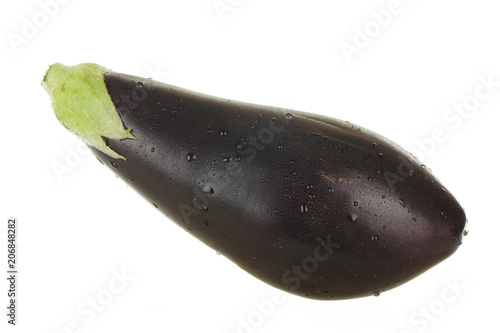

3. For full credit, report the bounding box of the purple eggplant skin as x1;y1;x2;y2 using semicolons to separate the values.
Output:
90;72;466;300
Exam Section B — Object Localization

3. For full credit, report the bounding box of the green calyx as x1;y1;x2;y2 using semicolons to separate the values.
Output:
42;63;135;160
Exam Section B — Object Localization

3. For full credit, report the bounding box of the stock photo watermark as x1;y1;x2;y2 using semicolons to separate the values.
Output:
226;113;292;176
381;73;497;191
400;277;466;333
235;235;340;332
213;0;245;21
384;155;415;192
339;0;418;64
6;218;18;325
143;64;170;82
236;291;287;333
178;186;212;231
50;267;134;333
51;75;150;182
281;235;340;292
411;73;499;163
51;141;91;182
7;0;73;54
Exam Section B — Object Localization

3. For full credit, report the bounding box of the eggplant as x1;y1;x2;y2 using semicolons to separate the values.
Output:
42;63;467;300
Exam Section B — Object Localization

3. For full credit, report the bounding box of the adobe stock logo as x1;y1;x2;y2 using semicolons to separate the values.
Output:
411;74;499;163
51;267;134;333
340;0;404;63
7;0;72;54
282;235;340;292
226;114;291;177
51;140;91;182
235;235;340;333
235;291;287;333
212;0;245;21
400;278;467;333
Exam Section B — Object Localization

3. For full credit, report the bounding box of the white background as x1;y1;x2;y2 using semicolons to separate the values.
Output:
1;0;498;332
